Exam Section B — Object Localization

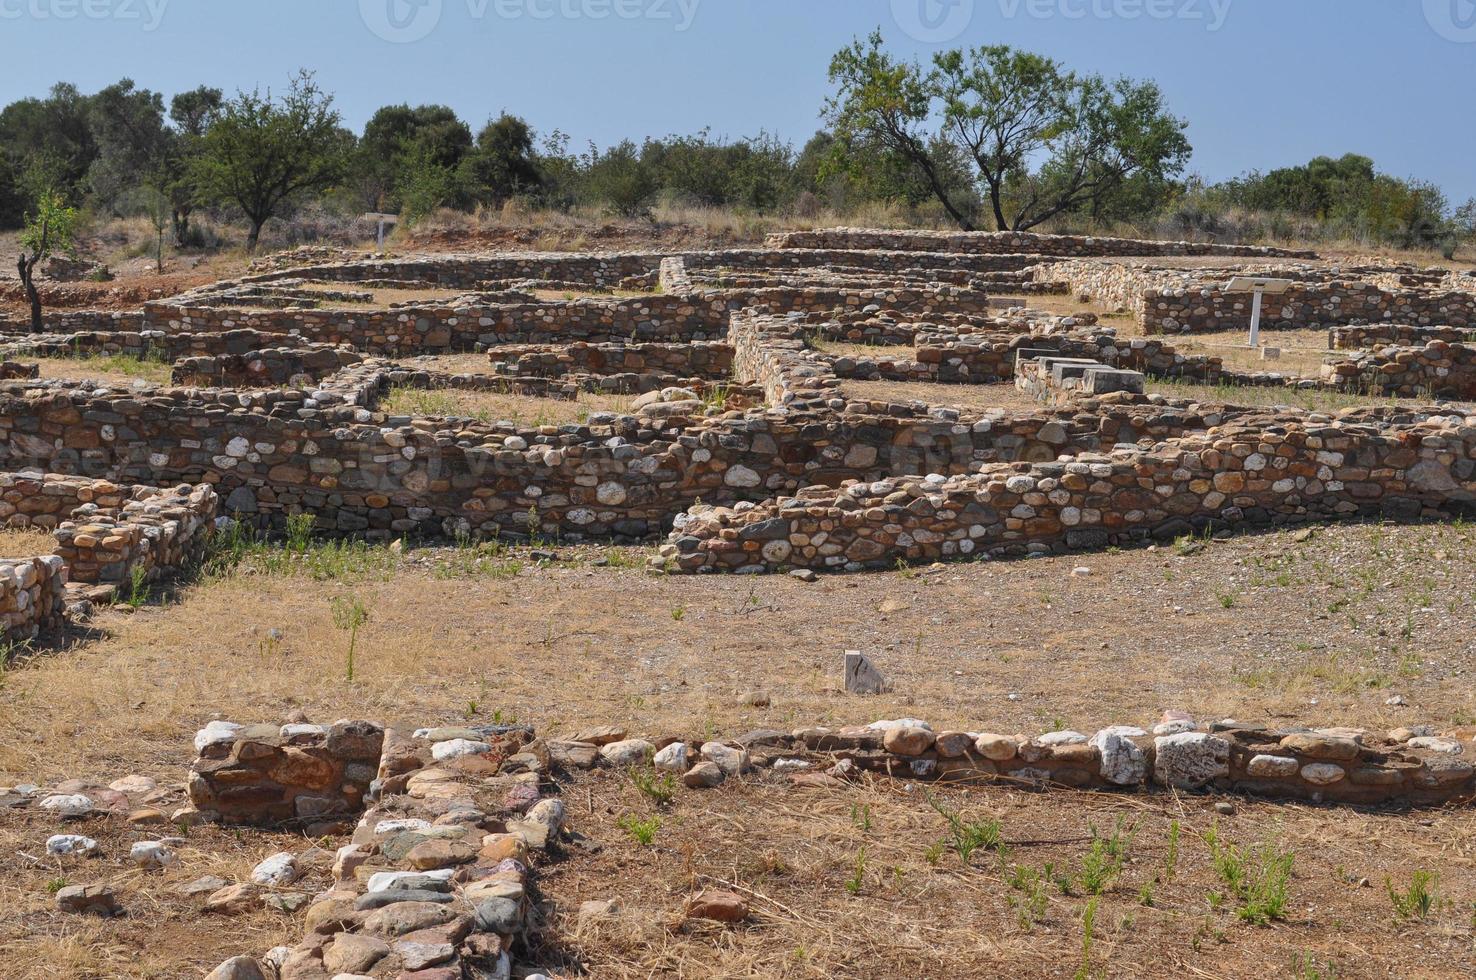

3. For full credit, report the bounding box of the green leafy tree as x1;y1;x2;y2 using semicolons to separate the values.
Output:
826;32;1191;231
17;187;79;333
0;82;98;202
165;86;223;247
462;113;543;207
356;103;471;212
87;79;170;214
585;139;656;218
193;70;350;252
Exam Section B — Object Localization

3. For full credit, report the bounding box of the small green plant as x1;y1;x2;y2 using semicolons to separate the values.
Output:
926;792;1004;866
1206;826;1295;925
670;605;686;622
850;802;873;832
1078;817;1135;896
1074;897;1099;980
1290;953;1337;979
1386;870;1436;923
45;876;69;894
330;593;370;681
1165;819;1181;880
124;564;150;609
629;767;676;807
923;840;945;867
1007;864;1050;931
285;512;315;553
1218;592;1238;609
617;812;660;847
845;847;867;895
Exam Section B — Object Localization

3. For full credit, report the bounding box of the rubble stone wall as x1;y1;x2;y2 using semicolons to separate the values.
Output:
1329;324;1476;350
488;341;733;380
1322;341;1476;399
172;346;364;389
660;413;1476;573
189;720;385;827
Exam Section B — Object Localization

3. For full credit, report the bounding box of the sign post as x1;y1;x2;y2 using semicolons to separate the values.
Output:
1225;277;1294;348
363;212;400;250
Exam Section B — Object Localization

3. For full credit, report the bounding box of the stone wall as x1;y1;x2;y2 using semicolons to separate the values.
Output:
53;482;218;586
145;293;737;355
189;720;385;828
768;228;1317;259
0;555;65;642
2;328;312;361
172;345;364;389
488;341;733;380
1322;341;1476;398
1143;281;1476;335
658;412;1476;573
1329;324;1476;350
0;310;145;336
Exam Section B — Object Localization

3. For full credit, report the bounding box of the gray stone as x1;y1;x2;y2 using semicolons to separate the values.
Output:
1153;733;1230;790
843;651;887;695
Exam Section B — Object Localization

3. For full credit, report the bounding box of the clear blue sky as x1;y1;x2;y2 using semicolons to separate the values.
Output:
1;0;1472;201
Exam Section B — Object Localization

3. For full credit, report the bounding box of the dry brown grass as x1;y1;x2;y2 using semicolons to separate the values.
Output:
842;379;1046;413
0;528;58;558
0;815;314;979
27;354;172;388
380;386;634;424
2;524;1476;976
4;520;1474;785
541;768;1476;979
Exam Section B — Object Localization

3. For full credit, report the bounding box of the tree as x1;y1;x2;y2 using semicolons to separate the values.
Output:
87;79;169;213
17;186;79;333
193;71;350;252
584;140;656;218
825;32;1191;231
825;33;979;230
166;86;223;247
462;113;542;207
0;83;98;202
356;103;471;211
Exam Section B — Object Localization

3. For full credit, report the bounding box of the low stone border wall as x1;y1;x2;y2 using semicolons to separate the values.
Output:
172;346;364;389
656;411;1476;573
53;482;218;586
0;310;145;335
1322;340;1476;399
769;228;1317;259
1144;281;1476;335
194;720;558;980
1329;324;1476;350
0;328;312;362
488;340;733;380
189;720;385;829
0;555;65;642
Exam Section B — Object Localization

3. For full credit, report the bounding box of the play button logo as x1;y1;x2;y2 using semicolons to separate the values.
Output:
361;0;443;43
891;0;975;43
1425;0;1476;42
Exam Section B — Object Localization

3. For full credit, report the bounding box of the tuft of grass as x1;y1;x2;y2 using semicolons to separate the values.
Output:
617;813;660;847
330;594;370;682
845;847;867;896
630;767;676;808
1205;825;1295;926
926;792;1004;866
1386;870;1436;923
